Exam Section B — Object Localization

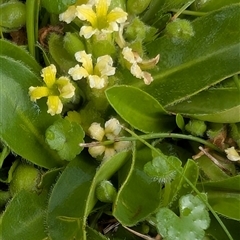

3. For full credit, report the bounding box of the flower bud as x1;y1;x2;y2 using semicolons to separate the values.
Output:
9;163;40;196
127;0;151;15
63;32;85;57
0;1;26;32
96;180;117;203
185;119;207;137
165;19;194;41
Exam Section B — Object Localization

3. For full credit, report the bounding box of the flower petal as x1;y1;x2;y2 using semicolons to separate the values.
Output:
76;4;97;25
41;64;56;87
56;77;75;99
107;7;128;24
68;64;89;80
88;75;107;89
88;122;105;141
95;55;115;77
103;147;116;160
89;145;106;158
29;86;49;101
75;51;93;73
142;71;153;85
130;63;143;79
114;141;131;152
95;0;110;18
47;96;63;115
80;25;98;39
105;118;121;139
59;6;77;24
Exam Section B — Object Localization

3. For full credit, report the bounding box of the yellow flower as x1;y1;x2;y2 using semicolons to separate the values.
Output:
88;118;131;160
76;0;128;39
59;0;95;24
68;50;115;89
29;64;75;116
122;47;160;85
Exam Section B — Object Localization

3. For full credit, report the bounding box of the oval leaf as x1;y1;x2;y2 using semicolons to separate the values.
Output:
105;85;174;133
144;4;240;107
113;145;162;226
0;56;62;168
166;88;240;123
1;190;48;240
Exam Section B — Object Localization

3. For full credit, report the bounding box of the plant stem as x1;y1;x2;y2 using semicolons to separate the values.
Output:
117;132;222;152
171;9;207;17
123;127;234;240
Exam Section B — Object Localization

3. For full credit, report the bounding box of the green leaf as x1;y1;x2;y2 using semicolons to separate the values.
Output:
47;151;129;240
105;85;174;133
45;118;85;161
166;88;240;123
41;0;76;14
144;4;240;107
0;56;63;168
197;176;240;220
1;190;48;240
86;226;109;240
166;159;199;209
47;155;97;240
144;156;182;183
156;194;210;240
0;39;41;73
113;145;162;226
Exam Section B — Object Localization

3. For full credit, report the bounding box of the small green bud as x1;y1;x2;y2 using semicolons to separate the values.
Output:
127;0;151;15
96;180;117;203
165;19;194;41
9;163;40;196
0;2;26;32
63;32;85;57
185;119;207;137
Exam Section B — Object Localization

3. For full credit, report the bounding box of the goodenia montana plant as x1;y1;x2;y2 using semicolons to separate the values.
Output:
0;0;239;239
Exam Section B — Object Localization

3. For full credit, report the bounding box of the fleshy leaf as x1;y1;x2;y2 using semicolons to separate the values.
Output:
144;4;240;108
1;190;48;240
47;151;129;240
105;85;174;133
166;88;240;123
45;118;85;161
113;145;162;226
0;56;63;168
197;175;240;220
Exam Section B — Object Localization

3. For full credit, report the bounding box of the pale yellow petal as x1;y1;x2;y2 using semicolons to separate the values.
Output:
89;145;106;158
142;71;153;85
68;64;89;80
76;4;97;25
88;122;105;141
130;63;143;79
41;64;56;87
80;25;98;39
59;6;77;24
88;75;107;89
47;96;63;115
29;86;49;101
95;55;115;77
103;147;116;160
105;118;121;139
56;77;75;99
107;8;127;24
75;51;93;73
